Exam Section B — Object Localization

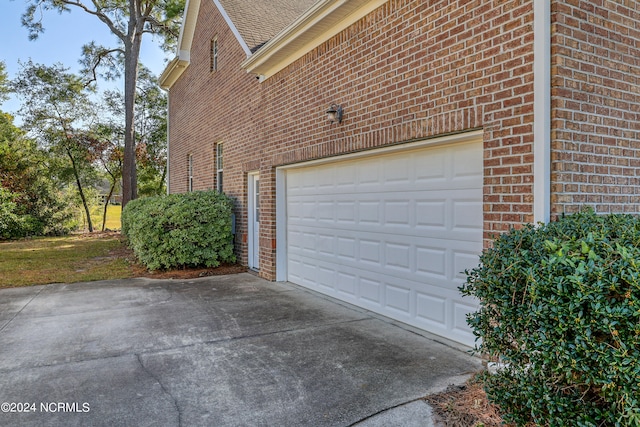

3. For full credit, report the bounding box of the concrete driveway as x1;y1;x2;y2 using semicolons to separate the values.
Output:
0;273;481;426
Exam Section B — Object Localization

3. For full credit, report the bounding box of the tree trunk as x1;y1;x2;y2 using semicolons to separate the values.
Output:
67;149;93;232
121;11;143;208
101;181;116;232
158;164;167;195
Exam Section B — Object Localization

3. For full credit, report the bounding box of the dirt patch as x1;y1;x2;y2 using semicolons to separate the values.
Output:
76;231;123;239
130;262;247;279
103;234;248;279
425;373;508;427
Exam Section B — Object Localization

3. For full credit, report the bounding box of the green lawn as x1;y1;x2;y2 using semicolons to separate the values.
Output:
102;204;122;230
0;234;132;287
77;203;122;232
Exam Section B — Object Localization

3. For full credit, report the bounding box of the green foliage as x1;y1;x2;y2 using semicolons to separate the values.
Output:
122;191;236;270
13;61;102;232
101;66;168;198
461;211;640;426
20;0;185;207
0;113;76;239
0;188;22;239
0;61;9;103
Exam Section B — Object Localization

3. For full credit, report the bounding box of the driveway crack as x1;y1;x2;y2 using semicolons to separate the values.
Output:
346;397;427;427
136;353;182;427
0;286;46;333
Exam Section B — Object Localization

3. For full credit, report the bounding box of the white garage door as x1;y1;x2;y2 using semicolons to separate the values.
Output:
285;136;483;347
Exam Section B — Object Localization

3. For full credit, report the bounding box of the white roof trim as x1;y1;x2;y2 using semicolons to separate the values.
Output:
159;56;190;90
211;0;252;57
242;0;387;80
159;0;251;89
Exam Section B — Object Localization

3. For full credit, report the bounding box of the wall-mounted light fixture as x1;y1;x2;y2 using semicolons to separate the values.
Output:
326;103;343;124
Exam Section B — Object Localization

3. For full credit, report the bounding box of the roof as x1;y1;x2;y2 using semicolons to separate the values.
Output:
160;0;386;88
242;0;387;79
218;0;318;52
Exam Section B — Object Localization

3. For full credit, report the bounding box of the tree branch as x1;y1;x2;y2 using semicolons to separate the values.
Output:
49;0;127;41
84;47;125;87
143;15;179;38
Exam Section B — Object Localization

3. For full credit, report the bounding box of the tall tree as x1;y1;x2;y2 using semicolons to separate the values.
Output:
12;61;100;232
100;66;168;198
22;0;184;207
132;66;167;196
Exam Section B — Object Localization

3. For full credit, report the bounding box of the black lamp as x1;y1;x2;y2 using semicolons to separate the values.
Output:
326;103;343;124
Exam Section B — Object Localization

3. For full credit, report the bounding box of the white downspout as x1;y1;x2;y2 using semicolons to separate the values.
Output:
166;95;171;194
533;0;551;223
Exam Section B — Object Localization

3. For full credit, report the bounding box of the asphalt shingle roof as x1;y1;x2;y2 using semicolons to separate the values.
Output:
218;0;318;52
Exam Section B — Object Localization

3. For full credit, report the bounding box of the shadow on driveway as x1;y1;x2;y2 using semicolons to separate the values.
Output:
0;273;481;426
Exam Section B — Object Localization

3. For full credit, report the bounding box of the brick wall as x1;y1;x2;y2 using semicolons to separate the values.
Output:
259;0;535;255
551;0;640;215
168;0;537;279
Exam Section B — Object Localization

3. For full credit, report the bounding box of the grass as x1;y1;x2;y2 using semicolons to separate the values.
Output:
102;204;122;230
0;234;133;287
77;203;122;232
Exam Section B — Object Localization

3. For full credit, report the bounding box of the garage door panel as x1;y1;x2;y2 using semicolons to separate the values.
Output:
288;174;480;197
288;190;480;231
360;277;382;305
292;250;476;329
287;181;480;196
292;249;464;296
358;200;381;224
289;225;479;257
288;233;479;289
337;272;357;296
286;138;482;347
337;236;356;261
453;298;478;336
454;251;481;280
415;292;447;325
452;200;483;231
415;246;447;278
385;242;412;272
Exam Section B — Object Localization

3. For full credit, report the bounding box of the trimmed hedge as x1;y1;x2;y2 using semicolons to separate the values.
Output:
461;211;640;426
121;191;236;270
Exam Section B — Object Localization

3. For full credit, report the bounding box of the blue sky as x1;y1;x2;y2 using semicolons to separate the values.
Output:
1;0;170;117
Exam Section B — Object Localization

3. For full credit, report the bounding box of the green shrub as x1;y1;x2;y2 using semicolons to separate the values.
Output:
121;191;236;270
0;184;75;240
461;210;640;426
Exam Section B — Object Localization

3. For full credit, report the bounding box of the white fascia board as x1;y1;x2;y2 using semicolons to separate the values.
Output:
212;0;252;57
159;0;200;90
178;0;201;54
178;50;191;62
159;56;190;90
160;0;253;89
242;0;387;80
533;0;551;224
